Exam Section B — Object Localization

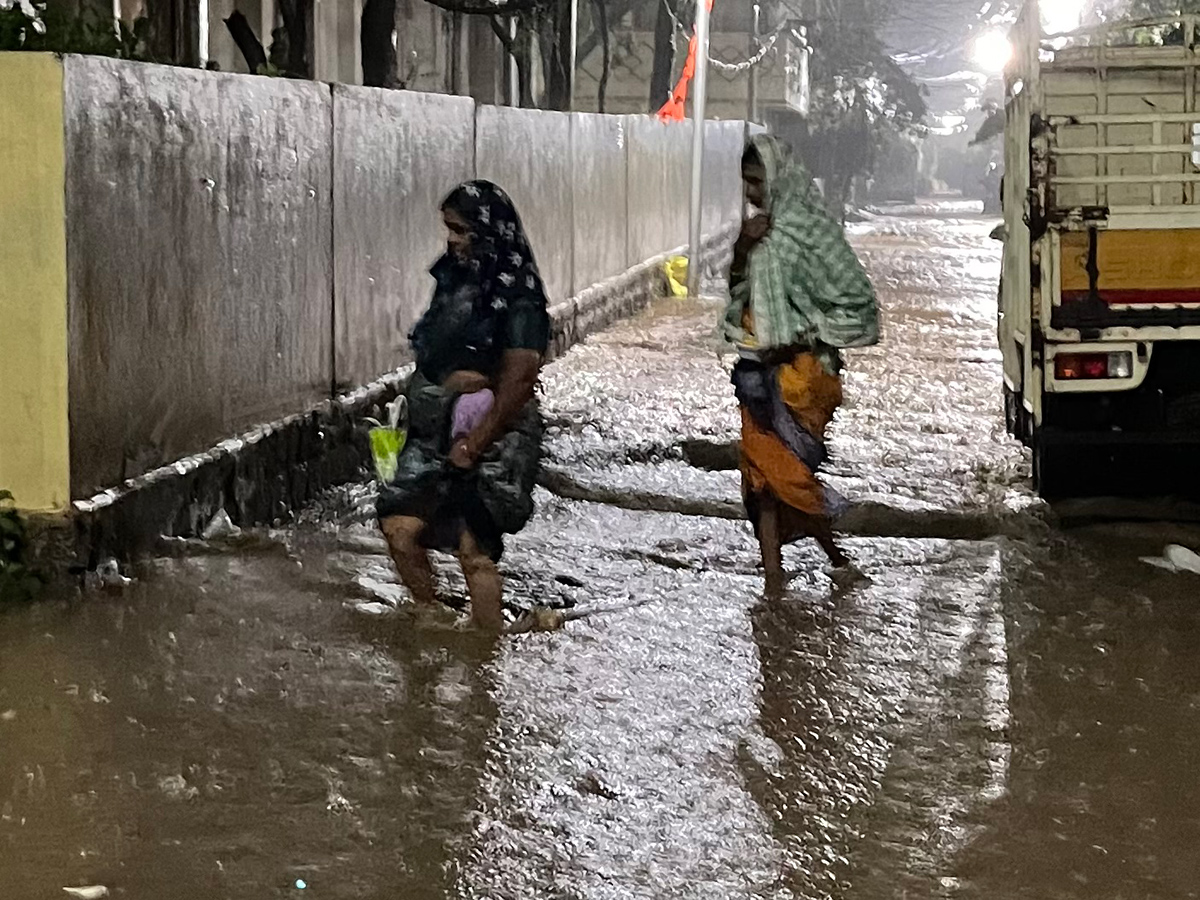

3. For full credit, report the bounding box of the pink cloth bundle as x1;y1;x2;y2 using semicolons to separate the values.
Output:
451;389;494;439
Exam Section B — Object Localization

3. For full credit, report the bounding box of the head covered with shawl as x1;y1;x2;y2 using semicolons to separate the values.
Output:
437;179;548;310
725;134;880;352
410;180;550;372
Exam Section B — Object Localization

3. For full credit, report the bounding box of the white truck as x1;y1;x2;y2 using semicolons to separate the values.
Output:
999;1;1200;495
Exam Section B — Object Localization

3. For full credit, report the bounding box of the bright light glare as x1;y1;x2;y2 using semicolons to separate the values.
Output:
1041;0;1088;35
973;31;1014;73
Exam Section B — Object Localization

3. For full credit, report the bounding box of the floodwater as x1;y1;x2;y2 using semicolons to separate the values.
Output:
5;210;1200;900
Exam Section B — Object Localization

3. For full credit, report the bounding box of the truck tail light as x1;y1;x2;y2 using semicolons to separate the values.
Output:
1054;351;1133;380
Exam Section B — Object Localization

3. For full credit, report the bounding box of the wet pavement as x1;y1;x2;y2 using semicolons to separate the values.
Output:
5;209;1200;899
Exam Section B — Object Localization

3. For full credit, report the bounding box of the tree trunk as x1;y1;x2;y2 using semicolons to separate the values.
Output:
516;18;536;106
492;14;535;107
144;0;202;65
648;0;675;112
224;10;268;73
361;0;399;87
277;0;312;77
592;0;609;113
539;0;573;110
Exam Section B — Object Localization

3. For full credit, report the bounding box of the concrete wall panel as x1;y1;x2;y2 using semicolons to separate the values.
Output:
63;57;334;497
570;113;629;295
332;86;476;387
475;106;574;304
704;120;745;233
625;116;691;264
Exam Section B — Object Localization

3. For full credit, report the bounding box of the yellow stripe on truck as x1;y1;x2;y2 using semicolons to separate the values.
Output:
1061;229;1200;293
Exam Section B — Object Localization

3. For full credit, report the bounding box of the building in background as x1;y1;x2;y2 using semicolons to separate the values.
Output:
93;0;809;125
572;0;810;121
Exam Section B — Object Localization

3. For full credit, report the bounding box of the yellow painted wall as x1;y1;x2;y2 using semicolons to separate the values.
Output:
0;54;70;513
1061;229;1200;292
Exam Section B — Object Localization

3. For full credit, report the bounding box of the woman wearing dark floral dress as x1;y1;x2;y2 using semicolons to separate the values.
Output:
376;181;550;631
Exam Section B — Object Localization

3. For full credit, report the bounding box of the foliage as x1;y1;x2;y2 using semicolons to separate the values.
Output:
0;491;44;604
803;1;928;215
0;0;149;57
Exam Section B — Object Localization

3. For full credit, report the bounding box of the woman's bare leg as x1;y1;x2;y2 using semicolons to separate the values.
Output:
457;530;504;631
380;516;439;606
758;495;786;596
798;512;851;569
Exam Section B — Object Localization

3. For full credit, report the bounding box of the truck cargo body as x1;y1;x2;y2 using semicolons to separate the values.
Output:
999;1;1200;493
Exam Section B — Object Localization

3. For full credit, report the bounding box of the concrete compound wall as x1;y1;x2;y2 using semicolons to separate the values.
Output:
474;106;576;306
4;53;748;507
332;86;476;388
64;58;336;499
571;113;630;295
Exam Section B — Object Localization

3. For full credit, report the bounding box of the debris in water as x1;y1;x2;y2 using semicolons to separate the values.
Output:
295;879;308;890
202;509;242;541
63;887;109;900
507;606;568;634
157;773;199;801
1140;545;1200;575
84;559;132;591
1;710;16;722
353;576;404;607
344;600;394;616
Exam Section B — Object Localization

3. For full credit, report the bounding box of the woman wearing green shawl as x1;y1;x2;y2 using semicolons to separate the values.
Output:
724;134;880;593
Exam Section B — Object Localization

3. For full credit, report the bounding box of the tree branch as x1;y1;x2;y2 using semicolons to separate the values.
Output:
489;13;515;51
423;0;542;16
224;10;268;73
576;0;634;61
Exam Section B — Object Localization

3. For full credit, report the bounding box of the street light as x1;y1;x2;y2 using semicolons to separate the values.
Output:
973;30;1013;73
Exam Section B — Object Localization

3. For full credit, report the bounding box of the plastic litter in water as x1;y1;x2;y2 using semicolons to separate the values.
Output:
202;509;242;541
295;879;308;890
63;887;109;900
1140;544;1200;575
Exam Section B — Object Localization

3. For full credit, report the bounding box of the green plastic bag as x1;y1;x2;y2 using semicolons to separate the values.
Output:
367;397;408;484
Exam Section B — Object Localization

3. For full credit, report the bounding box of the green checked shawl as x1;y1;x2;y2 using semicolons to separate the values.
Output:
724;134;880;352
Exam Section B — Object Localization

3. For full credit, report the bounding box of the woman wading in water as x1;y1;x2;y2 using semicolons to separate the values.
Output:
377;181;549;631
725;135;880;593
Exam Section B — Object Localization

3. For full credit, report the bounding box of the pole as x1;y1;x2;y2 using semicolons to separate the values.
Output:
504;18;519;105
748;2;760;123
686;0;711;299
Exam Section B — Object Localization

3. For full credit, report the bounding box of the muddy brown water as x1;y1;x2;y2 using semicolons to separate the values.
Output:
5;212;1200;899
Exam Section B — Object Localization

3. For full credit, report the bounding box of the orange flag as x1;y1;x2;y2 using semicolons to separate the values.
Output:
656;0;714;122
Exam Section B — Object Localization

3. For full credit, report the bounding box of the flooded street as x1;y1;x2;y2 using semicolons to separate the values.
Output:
6;211;1200;899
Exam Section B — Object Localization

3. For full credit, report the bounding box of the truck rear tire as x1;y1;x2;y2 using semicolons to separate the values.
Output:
1032;434;1068;498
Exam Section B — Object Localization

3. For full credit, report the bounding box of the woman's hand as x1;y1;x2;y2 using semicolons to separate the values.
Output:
736;213;772;254
733;214;772;273
442;370;491;393
450;349;542;469
449;436;479;469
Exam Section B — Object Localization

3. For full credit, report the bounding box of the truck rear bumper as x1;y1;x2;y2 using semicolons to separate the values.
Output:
1041;426;1200;447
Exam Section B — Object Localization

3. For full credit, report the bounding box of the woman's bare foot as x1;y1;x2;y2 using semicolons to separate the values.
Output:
829;563;870;591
